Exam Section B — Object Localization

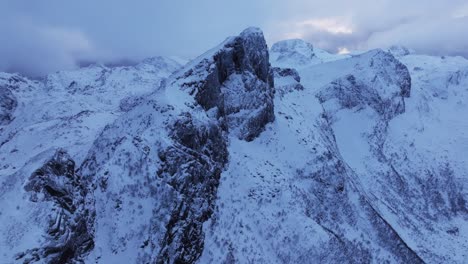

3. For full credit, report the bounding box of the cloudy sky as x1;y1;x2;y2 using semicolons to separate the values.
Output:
1;0;468;76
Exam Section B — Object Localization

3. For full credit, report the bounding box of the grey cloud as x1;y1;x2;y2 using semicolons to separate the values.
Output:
1;0;468;76
264;0;468;55
367;17;468;57
0;12;97;76
0;0;269;76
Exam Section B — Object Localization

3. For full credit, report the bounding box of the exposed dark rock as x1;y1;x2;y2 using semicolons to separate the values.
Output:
369;50;411;98
273;67;301;82
156;112;228;263
175;27;275;141
18;149;94;264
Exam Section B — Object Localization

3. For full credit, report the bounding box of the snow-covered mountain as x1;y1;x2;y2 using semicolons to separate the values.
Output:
270;39;349;68
0;57;182;263
0;28;467;263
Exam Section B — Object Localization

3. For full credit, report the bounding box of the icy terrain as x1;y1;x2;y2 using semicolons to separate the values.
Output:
0;29;467;263
201;40;468;263
0;57;182;262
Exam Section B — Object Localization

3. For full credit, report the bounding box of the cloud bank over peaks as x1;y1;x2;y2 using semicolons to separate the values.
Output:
0;16;100;77
1;0;468;76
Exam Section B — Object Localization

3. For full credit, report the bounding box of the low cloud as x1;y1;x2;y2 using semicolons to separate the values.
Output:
367;16;468;57
0;16;97;77
264;0;468;56
1;0;468;76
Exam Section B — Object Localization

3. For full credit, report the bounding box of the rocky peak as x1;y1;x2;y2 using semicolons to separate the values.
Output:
171;27;274;141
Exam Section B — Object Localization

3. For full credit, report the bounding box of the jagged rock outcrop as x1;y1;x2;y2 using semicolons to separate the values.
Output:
16;149;94;264
156;112;228;263
173;27;275;141
273;67;301;82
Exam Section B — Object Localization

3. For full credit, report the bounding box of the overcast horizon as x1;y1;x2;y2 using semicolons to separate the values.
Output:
1;0;468;77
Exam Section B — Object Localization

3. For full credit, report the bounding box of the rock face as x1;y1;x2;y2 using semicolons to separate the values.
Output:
17;150;94;264
156;113;228;263
0;86;17;125
174;27;275;141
